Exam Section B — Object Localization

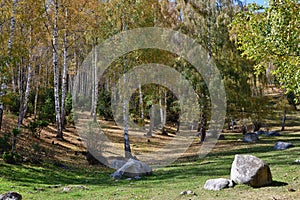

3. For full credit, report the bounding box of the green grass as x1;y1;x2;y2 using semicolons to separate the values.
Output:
1;132;300;200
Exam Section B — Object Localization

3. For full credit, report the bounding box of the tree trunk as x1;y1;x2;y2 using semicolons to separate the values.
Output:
61;10;68;129
17;62;25;130
92;44;99;123
122;4;132;159
176;115;180;133
7;0;18;93
34;64;41;120
123;73;132;158
198;112;207;142
21;26;33;121
159;88;167;135
7;0;17;53
198;105;207;142
281;108;286;131
53;0;63;139
0;104;3;130
147;104;155;137
138;82;144;125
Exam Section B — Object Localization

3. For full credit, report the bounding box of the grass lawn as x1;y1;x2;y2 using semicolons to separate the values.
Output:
1;130;299;200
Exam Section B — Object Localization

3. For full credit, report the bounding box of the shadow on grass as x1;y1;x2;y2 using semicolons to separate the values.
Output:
0;161;115;186
270;180;288;187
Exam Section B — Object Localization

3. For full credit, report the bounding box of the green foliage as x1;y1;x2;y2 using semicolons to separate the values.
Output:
2;151;22;164
287;91;300;109
29;142;42;164
97;90;113;120
230;0;300;99
27;120;48;138
38;88;55;123
12;128;20;137
65;92;73;116
66;110;75;125
0;133;11;154
1;92;20;115
31;142;41;153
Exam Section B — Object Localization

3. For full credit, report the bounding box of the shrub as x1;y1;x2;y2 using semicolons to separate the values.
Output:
2;151;22;164
0;133;11;154
66;110;75;125
1;92;19;115
38;88;55;123
97;90;113;120
39;96;55;123
65;92;73;116
28;120;49;138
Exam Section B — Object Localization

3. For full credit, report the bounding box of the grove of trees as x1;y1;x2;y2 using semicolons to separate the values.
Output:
0;0;299;158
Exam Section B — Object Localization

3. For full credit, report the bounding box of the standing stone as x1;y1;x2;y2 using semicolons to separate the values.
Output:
204;178;234;191
230;155;272;187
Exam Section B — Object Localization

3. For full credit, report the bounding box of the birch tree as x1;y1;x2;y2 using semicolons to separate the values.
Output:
52;0;63;138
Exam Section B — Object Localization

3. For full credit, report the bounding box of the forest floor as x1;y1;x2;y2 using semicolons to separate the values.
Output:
0;106;300;199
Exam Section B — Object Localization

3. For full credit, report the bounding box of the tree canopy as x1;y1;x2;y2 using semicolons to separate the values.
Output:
230;0;300;101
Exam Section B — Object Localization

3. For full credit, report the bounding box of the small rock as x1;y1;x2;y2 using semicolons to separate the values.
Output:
186;190;194;195
243;133;259;143
204;178;234;191
134;176;141;180
63;187;71;192
218;134;225;140
274;142;294;150
295;160;300;163
111;170;124;179
0;192;22;200
266;131;281;136
255;130;267;135
288;188;296;192
125;178;132;181
180;190;194;195
76;185;89;190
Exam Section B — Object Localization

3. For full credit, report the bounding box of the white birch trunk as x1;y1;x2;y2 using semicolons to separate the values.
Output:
159;88;167;135
138;82;144;123
92;46;99;123
34;64;41;120
21;26;33;120
147;104;154;137
61;8;68;129
53;0;63;138
91;46;95;116
122;4;132;158
7;0;17;92
164;90;167;125
17;62;24;130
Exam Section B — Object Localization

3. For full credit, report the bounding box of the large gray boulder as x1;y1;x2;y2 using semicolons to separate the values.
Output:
230;155;272;187
203;178;234;191
111;158;152;179
243;133;259;143
274;141;294;150
109;159;127;170
0;192;22;200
